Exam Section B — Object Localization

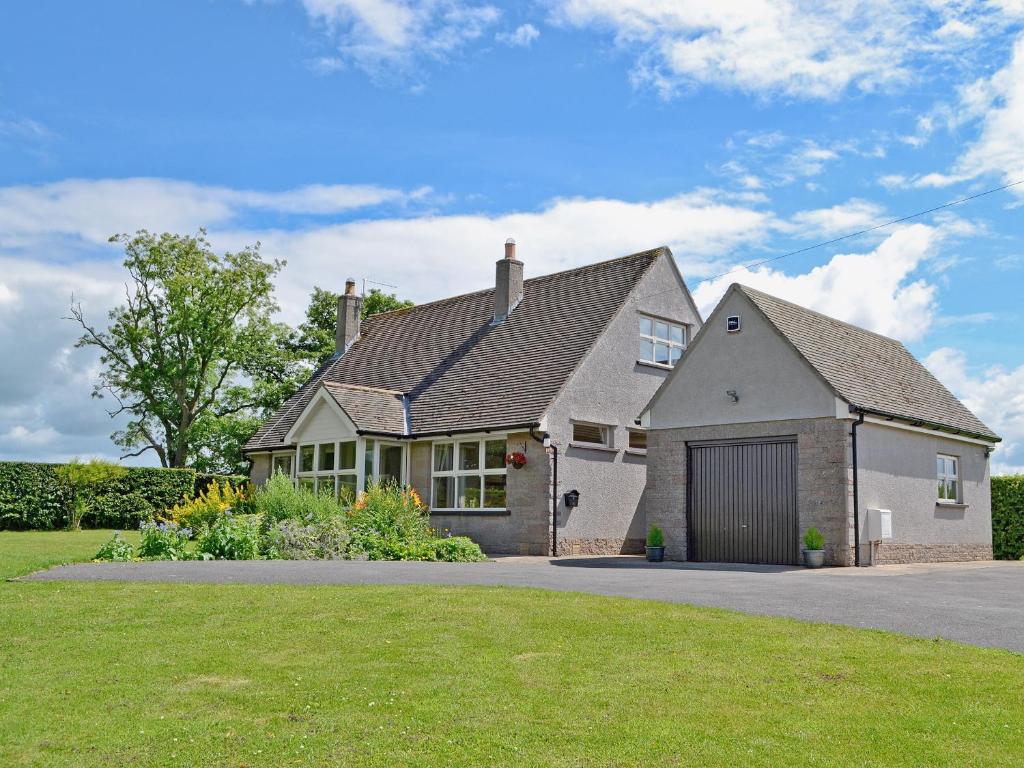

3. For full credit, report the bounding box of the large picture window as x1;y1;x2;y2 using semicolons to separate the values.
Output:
432;438;507;511
296;440;358;500
639;315;686;367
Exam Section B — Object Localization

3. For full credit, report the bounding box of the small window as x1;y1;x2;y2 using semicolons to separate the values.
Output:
937;454;960;502
572;422;610;447
628;429;647;452
272;454;292;477
299;445;315;473
727;315;741;333
338;440;357;471
639;315;687;367
318;442;336;472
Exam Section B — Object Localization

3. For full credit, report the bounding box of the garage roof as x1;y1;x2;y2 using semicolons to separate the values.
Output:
737;285;999;442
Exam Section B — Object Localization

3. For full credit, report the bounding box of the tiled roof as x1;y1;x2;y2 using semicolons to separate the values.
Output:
322;382;407;436
738;285;999;441
245;248;665;450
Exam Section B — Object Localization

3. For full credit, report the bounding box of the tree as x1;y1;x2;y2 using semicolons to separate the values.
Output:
71;230;301;469
55;458;127;530
288;286;414;370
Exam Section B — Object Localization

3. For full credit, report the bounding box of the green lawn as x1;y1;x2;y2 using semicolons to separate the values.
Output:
0;529;139;580
1;535;1022;766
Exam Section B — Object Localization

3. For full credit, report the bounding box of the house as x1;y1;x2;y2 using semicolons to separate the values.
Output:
244;240;702;555
642;284;1000;566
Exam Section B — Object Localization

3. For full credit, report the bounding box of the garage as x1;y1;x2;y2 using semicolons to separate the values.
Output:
687;438;799;565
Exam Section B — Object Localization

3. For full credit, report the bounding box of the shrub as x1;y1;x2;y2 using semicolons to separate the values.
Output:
992;475;1024;560
94;532;135;562
347;483;431;549
263;517;350;560
0;462;196;531
165;480;248;531
253;472;346;528
431;535;487;562
54;458;128;530
193;473;249;498
803;527;825;551
197;514;262;560
138;521;193;560
646;526;664;548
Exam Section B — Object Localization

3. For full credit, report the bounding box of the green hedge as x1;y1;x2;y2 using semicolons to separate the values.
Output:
0;462;249;531
992;475;1024;560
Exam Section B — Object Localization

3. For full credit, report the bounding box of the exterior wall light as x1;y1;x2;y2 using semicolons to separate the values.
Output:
726;389;739;403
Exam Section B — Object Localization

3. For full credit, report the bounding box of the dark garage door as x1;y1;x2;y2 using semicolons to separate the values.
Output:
687;438;799;565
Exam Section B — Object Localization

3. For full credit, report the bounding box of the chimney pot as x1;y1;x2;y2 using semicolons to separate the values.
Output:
504;238;516;260
344;278;357;296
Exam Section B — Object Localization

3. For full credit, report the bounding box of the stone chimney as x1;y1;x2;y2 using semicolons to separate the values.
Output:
493;238;524;323
335;278;363;354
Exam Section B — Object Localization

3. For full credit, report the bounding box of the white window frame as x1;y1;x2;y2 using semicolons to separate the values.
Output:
638;314;687;368
431;436;508;512
295;440;359;499
570;420;615;450
937;454;961;503
271;452;294;478
626;428;647;455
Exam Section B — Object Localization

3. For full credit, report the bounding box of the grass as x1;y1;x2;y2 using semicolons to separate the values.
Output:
0;529;139;580
1;535;1022;766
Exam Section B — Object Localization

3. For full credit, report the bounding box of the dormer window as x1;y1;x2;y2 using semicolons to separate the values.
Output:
639;315;686;367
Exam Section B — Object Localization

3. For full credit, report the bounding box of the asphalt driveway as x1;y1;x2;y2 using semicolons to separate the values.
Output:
24;557;1024;653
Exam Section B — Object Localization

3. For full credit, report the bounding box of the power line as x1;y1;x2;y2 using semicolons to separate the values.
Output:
684;178;1024;288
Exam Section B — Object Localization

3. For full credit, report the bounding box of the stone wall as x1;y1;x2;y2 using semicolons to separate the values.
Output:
871;542;993;564
645;417;853;565
423;432;553;555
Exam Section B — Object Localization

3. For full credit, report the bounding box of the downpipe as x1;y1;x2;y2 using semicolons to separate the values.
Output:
851;409;865;567
529;427;559;557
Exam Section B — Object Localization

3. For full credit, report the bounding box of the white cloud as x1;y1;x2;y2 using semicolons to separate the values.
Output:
0;178;421;253
995;254;1023;270
496;23;540;47
549;0;1018;99
692;224;943;342
789;199;885;236
0;180;780;462
952;35;1024;190
925;348;1024;474
218;188;778;325
296;0;501;76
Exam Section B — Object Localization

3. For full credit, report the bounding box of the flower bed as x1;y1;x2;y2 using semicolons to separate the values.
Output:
93;474;486;563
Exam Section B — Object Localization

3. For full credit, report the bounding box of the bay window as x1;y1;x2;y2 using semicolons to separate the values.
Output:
432;438;507;511
295;440;358;499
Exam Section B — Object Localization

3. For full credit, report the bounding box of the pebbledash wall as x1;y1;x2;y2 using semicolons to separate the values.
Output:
542;252;701;555
645;418;854;565
857;421;992;564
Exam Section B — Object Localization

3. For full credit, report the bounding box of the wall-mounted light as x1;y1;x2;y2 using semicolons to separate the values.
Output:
542;432;552;449
726;389;739;403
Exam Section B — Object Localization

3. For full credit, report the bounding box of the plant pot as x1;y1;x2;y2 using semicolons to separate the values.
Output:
803;549;825;568
645;546;665;562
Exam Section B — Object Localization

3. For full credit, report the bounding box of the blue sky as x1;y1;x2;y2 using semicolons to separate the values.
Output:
0;0;1022;470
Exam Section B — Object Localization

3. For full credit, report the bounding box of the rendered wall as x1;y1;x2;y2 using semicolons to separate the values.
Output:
857;421;992;563
545;252;702;554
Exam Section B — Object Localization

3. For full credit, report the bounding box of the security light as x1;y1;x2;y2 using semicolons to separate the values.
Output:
542;433;552;448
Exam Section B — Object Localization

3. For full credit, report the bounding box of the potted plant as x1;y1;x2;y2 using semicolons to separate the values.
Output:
645;525;666;562
802;527;825;568
505;451;527;469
